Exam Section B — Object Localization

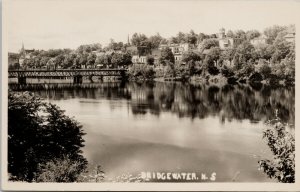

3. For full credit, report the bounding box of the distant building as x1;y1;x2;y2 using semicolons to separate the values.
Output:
284;32;295;43
250;35;267;46
217;28;243;50
158;43;192;64
19;43;35;65
132;55;147;64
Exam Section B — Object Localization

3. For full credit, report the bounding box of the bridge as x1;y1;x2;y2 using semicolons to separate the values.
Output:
8;69;127;84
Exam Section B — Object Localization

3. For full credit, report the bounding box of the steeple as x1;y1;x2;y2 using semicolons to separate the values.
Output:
20;42;25;56
127;34;130;45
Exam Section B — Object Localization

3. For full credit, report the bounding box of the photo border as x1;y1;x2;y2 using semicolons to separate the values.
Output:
1;0;300;191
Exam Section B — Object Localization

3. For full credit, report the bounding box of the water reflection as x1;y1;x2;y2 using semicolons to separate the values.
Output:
9;82;295;182
11;82;294;125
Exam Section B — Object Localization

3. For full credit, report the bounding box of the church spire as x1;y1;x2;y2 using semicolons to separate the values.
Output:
127;34;130;45
20;42;25;56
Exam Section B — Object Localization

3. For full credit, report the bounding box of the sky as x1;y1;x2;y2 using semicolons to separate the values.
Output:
5;0;298;52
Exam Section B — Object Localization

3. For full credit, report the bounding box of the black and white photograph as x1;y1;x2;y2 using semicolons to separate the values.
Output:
1;0;299;191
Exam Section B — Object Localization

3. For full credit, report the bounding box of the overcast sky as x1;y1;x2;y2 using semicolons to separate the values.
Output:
5;0;297;52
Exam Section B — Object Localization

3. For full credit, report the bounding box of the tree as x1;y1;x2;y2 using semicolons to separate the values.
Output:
197;33;208;43
234;30;246;39
111;52;132;68
55;54;65;68
259;119;295;183
111;53;124;68
246;30;261;40
258;63;271;78
187;30;198;45
40;57;51;68
226;30;235;38
8;92;87;182
146;55;155;65
108;39;124;51
271;38;293;64
264;25;287;44
254;44;274;61
87;53;96;67
148;33;163;49
95;54;112;67
159;47;175;65
221;48;236;63
234;41;255;68
199;39;219;52
131;33;148;46
63;54;77;69
182;51;201;64
176;32;187;43
203;47;221;75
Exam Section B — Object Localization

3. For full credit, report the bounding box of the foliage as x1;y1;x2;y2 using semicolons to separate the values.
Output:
159;47;175;65
234;41;255;65
8;92;87;182
163;64;176;78
199;39;219;52
36;156;87;182
221;65;234;78
259;119;295;183
146;55;155;65
246;30;261;41
111;52;132;68
182;51;201;64
127;64;155;80
258;63;271;78
236;64;255;78
264;25;287;44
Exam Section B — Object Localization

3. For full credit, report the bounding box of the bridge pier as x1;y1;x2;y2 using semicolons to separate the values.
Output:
18;76;26;85
73;75;83;84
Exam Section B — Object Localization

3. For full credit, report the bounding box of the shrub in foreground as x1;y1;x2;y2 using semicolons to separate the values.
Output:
8;91;87;182
259;118;295;183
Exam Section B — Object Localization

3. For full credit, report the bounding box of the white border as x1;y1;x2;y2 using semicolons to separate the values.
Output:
1;0;300;191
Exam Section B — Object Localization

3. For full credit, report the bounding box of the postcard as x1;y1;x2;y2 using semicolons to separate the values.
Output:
1;0;300;191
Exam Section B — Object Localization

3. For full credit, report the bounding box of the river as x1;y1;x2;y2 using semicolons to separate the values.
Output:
10;81;295;182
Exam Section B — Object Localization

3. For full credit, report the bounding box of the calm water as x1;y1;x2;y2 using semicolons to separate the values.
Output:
10;82;295;182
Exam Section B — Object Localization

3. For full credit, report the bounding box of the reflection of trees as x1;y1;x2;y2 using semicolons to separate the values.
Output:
10;82;295;124
127;82;294;124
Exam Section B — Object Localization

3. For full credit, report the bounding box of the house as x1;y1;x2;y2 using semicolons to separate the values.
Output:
132;55;147;64
217;28;243;50
158;43;192;64
250;35;267;46
284;32;295;43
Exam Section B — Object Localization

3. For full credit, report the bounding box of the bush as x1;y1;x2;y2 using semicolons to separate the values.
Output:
221;65;234;78
127;64;155;80
259;119;295;183
36;156;87;182
207;65;219;76
249;72;263;82
8;92;87;182
236;64;255;78
258;63;271;78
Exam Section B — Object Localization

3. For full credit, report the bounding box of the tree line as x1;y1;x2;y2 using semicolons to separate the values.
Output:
9;25;295;85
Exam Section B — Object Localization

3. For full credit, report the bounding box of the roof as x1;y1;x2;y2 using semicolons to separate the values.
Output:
284;33;295;38
126;46;138;52
202;49;210;55
152;49;162;57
